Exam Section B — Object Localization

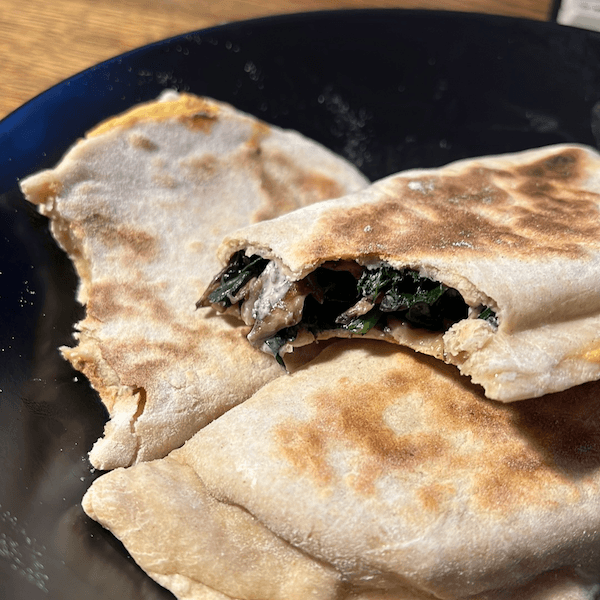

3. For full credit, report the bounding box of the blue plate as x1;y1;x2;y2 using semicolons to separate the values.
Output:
2;10;600;600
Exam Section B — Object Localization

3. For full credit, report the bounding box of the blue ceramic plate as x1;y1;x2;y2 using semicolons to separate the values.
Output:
2;10;600;600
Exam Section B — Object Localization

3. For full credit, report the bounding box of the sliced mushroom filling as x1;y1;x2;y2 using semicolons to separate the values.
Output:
198;251;497;365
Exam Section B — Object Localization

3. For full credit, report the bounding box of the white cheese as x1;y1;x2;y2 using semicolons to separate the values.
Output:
252;261;292;322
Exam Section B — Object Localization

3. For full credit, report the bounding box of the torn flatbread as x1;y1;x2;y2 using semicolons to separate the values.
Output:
83;339;600;599
20;91;369;469
199;144;600;401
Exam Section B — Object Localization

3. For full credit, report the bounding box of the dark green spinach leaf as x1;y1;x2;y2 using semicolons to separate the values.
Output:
208;253;268;308
478;306;498;325
263;326;299;367
344;307;382;334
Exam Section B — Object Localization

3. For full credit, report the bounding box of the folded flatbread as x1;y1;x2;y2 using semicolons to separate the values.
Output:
83;340;600;599
82;457;342;600
20;91;368;469
198;143;600;402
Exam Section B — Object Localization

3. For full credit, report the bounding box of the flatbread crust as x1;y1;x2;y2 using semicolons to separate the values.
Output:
82;458;341;600
83;339;600;599
177;340;600;598
20;91;369;469
210;144;600;401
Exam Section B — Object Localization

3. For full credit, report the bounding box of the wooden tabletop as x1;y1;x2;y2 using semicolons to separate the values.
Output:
2;0;554;121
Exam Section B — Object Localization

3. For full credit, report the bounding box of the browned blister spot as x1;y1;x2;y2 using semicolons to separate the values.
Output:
471;441;579;516
338;389;447;471
417;482;457;513
117;226;158;260
151;172;178;189
81;213;158;261
87;283;129;322
102;342;188;388
127;132;158;151
509;382;600;475
93;302;258;394
181;112;218;133
246;121;272;153
86;93;220;137
299;172;346;206
275;356;449;495
180;154;220;183
305;147;600;263
514;148;583;180
247;144;347;223
275;343;596;515
276;425;334;487
87;281;172;324
468;381;600;513
98;318;211;387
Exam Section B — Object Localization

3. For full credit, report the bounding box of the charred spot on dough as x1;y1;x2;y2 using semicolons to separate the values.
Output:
118;226;158;260
275;340;600;514
101;337;206;388
87;283;129;321
275;361;449;493
246;121;272;154
468;412;578;513
180;154;220;182
466;382;600;513
301;172;346;203
435;390;511;437
81;213;159;261
306;201;408;258
336;380;448;472
127;132;158;151
515;148;585;181
472;459;567;514
92;315;229;389
253;155;308;221
151;172;179;189
417;482;457;513
86;93;220;137
511;182;600;243
508;382;600;476
516;179;558;199
88;281;172;323
435;357;600;476
503;448;547;474
276;424;334;487
306;156;599;262
181;112;219;133
248;144;347;222
254;167;346;222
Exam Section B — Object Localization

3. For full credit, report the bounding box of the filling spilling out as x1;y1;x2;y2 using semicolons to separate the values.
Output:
198;251;497;365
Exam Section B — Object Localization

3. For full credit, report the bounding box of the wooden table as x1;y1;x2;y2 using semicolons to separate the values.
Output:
1;0;554;121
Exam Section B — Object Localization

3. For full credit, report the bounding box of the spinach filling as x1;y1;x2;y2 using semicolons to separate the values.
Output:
203;252;269;308
346;266;468;332
200;251;497;363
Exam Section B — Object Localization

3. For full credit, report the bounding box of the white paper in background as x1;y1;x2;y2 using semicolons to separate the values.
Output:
557;0;600;32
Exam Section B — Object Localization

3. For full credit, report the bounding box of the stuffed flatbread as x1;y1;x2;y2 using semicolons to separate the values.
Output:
198;144;600;401
83;339;600;599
